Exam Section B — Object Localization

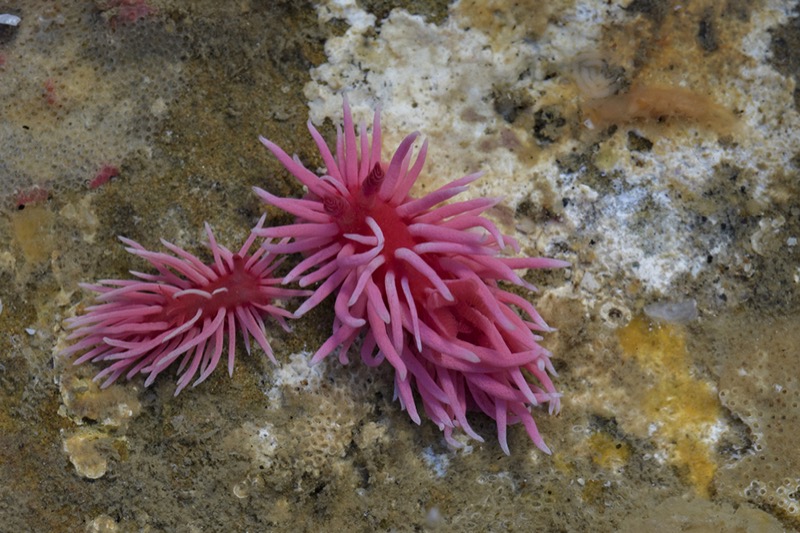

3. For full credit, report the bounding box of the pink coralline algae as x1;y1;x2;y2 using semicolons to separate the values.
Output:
100;0;157;28
89;165;120;190
62;216;306;395
255;99;567;454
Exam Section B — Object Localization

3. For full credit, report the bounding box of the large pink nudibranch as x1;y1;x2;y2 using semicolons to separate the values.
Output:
255;99;567;454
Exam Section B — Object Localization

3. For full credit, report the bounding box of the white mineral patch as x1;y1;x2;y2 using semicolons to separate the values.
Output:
308;0;800;297
264;350;324;407
248;422;279;467
316;0;376;30
740;0;797;62
269;350;324;388
306;0;620;195
85;515;119;532
0;13;20;26
421;446;449;478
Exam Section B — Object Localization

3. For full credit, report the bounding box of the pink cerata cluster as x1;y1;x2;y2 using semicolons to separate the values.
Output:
62;97;566;454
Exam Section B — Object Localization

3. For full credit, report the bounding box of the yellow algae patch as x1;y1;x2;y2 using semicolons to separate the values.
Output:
581;478;611;508
588;432;631;470
551;451;576;476
11;205;55;264
617;316;720;497
674;437;717;497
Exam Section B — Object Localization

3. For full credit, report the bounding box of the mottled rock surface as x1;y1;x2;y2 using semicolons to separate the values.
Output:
1;0;798;531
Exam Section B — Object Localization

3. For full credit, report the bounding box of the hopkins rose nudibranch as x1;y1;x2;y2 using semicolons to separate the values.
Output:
61;216;307;395
255;98;567;454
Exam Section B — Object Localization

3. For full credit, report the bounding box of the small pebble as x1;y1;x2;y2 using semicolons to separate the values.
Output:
643;299;698;324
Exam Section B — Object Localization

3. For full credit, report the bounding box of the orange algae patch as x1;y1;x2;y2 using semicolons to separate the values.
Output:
583;84;737;134
617;316;720;497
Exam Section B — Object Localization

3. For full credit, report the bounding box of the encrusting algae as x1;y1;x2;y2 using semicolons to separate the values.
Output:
617;315;721;497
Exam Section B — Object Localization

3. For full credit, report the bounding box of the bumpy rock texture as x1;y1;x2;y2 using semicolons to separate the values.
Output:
1;0;798;531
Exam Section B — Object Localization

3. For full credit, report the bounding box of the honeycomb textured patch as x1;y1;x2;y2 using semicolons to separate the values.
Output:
712;314;800;526
0;1;185;204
